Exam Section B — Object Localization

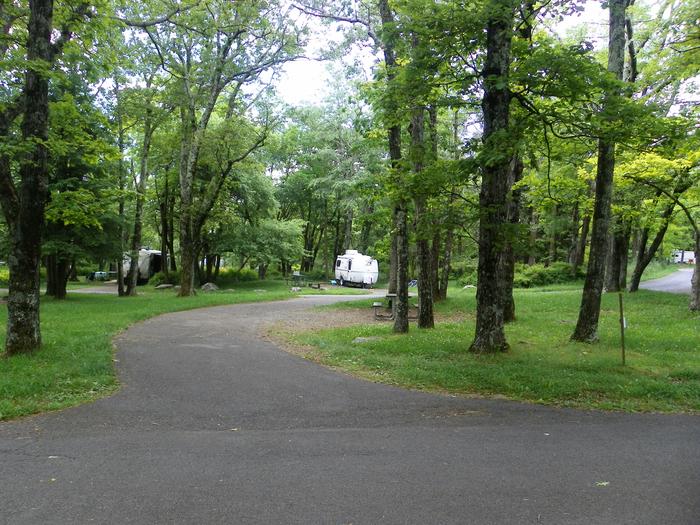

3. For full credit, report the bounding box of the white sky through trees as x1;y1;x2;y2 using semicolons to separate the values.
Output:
276;0;608;106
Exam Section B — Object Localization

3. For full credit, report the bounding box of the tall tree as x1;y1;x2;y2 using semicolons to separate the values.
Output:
133;0;300;295
0;1;91;354
571;0;627;343
469;0;516;354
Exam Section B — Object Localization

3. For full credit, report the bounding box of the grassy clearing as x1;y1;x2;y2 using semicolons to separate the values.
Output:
292;287;700;413
637;260;684;281
0;280;369;420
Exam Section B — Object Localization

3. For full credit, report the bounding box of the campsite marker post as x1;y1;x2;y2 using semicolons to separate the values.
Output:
618;291;626;366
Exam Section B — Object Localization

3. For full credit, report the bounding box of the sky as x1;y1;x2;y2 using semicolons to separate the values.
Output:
275;0;609;107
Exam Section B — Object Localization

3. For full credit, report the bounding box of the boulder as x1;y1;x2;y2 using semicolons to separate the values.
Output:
155;284;174;290
201;282;219;291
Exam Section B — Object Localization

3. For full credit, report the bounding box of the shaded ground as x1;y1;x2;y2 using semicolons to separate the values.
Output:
1;295;698;524
640;268;693;294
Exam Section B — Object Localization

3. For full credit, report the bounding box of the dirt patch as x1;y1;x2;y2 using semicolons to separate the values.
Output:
263;304;470;359
263;307;371;358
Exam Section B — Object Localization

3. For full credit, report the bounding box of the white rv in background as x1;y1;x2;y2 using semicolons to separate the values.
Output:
335;250;379;288
671;250;696;264
122;248;163;284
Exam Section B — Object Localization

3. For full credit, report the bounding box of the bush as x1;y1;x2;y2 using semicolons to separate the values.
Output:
0;266;8;287
452;260;478;286
515;262;585;287
451;260;478;280
150;270;180;287
216;267;258;286
454;261;584;288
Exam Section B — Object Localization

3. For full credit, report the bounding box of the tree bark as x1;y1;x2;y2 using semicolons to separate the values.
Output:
343;208;353;251
470;0;515;354
571;0;626;342
388;218;398;295
568;204;580;265
45;255;69;300
411;107;435;329
394;204;410;333
691;232;700;311
606;221;631;292
2;0;53;355
502;155;524;323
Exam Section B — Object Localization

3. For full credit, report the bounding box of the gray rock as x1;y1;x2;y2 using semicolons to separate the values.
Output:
155;284;174;290
201;282;219;291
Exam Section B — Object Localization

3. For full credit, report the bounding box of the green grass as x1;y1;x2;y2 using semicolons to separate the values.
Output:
292;286;700;413
0;280;369;420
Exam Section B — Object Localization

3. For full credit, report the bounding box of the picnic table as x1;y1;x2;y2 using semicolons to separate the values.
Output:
373;293;418;321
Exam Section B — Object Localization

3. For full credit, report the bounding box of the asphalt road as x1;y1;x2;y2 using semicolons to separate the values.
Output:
639;268;694;294
1;295;699;524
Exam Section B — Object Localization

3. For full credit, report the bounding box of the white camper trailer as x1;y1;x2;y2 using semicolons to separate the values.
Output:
122;249;163;284
671;250;696;264
335;250;379;288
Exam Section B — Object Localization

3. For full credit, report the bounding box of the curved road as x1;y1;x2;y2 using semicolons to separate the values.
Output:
639;268;694;294
1;296;698;524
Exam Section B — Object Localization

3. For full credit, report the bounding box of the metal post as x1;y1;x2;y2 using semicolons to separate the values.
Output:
618;291;626;366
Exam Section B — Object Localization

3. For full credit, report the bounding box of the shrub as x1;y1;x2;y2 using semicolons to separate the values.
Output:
454;261;584;288
515;262;585;287
0;266;8;287
451;260;478;280
150;270;180;287
216;267;258;285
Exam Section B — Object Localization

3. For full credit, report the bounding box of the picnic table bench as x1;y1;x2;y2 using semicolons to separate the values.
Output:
373;293;419;321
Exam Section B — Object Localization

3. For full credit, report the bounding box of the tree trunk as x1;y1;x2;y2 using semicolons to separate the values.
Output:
358;203;373;252
691;232;700;311
411;106;434;329
160;199;170;279
45;255;69;300
343;208;353;251
3;0;53;355
574;215;590;270
393;203;410;333
115;81;127;297
179;225;198;296
568;204;580;264
388;222;398;295
629;224;666;292
470;0;515;354
571;0;626;342
605;222;631;292
502;155;524;323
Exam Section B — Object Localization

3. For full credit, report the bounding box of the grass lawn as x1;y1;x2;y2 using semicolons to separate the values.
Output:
291;286;700;413
0;280;370;420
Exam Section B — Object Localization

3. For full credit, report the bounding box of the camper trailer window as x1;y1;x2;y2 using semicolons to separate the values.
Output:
348;260;352;270
336;260;341;268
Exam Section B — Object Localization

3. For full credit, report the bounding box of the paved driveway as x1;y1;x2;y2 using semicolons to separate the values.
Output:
640;268;694;294
1;296;698;524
